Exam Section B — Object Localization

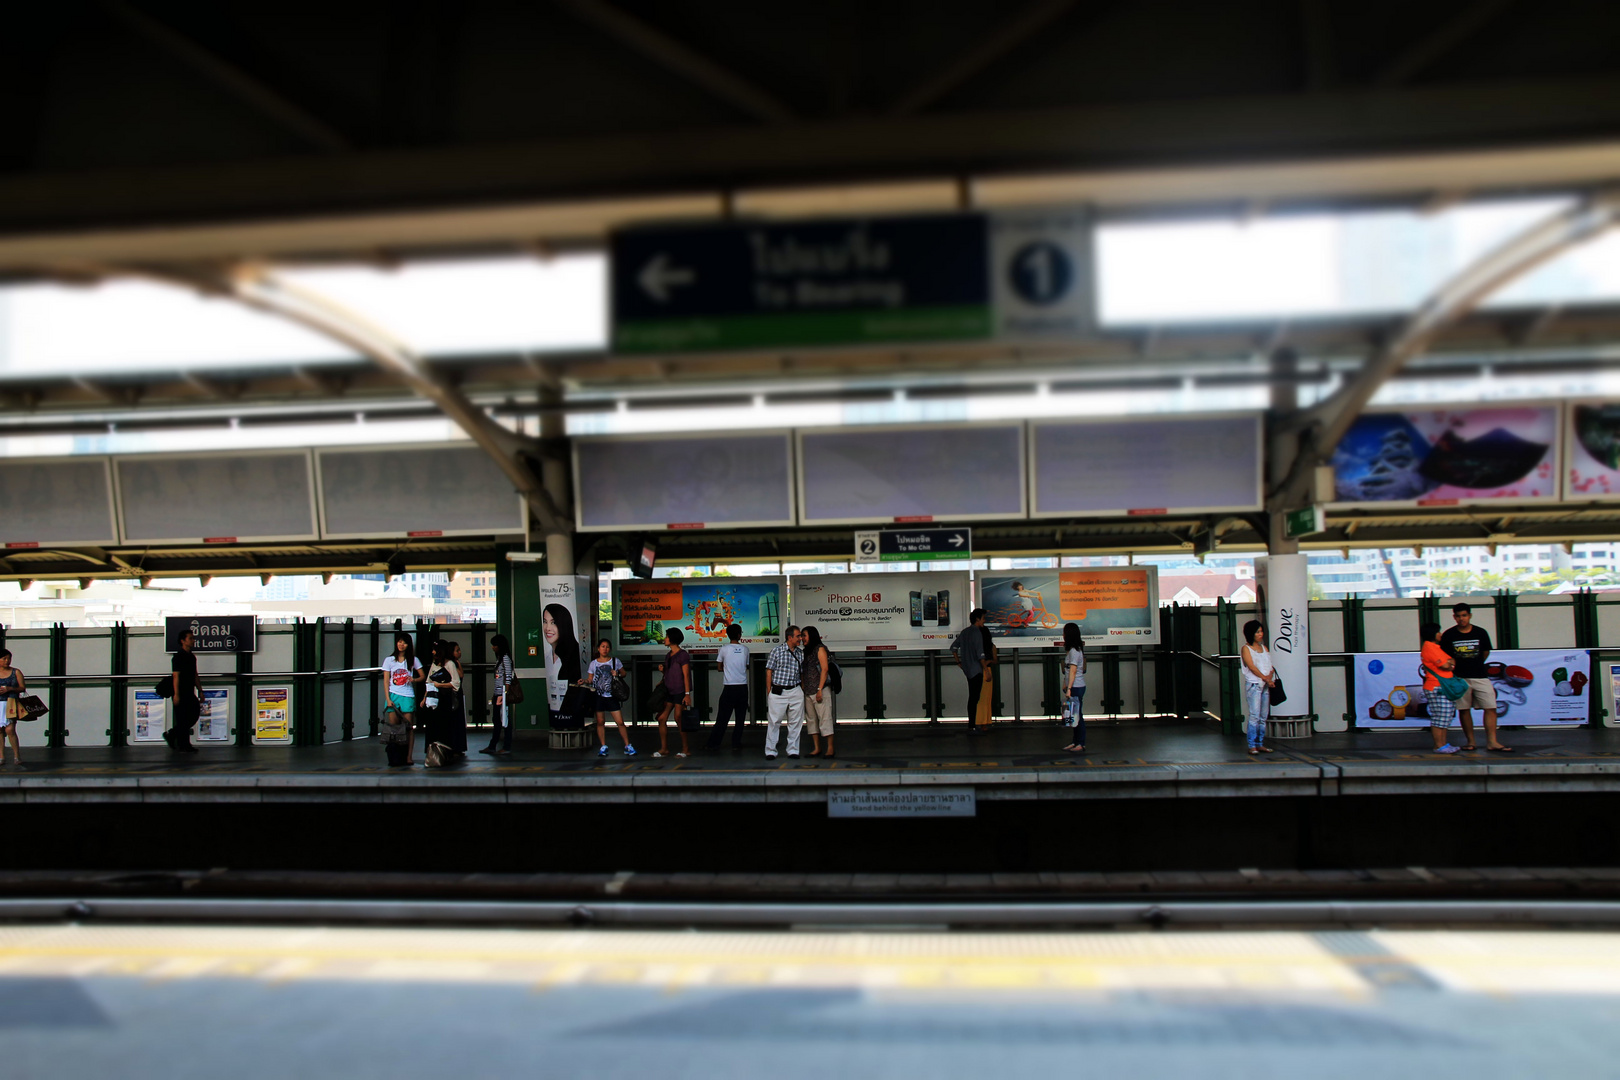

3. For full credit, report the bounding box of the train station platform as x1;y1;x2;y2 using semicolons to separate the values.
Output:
5;718;1617;804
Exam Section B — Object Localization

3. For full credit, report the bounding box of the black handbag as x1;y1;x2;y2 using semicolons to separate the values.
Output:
1269;676;1287;707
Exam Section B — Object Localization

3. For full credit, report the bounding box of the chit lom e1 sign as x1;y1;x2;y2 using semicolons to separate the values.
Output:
979;568;1159;647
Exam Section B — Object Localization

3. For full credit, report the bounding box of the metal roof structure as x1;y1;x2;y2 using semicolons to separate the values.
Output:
6;2;1620;579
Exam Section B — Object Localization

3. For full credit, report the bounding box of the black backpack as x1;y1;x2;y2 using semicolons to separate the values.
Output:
825;652;843;695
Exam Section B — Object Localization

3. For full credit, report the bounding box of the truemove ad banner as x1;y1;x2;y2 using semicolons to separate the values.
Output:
978;568;1160;648
1353;649;1589;728
790;572;969;650
612;576;786;652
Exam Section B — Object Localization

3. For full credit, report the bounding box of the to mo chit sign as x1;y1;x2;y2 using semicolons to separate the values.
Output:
165;615;257;653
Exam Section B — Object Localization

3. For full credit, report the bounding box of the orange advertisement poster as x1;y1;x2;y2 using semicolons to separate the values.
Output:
1058;570;1150;620
617;582;683;631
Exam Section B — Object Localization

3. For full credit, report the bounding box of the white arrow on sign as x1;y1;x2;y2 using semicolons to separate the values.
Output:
638;253;695;303
948;533;965;547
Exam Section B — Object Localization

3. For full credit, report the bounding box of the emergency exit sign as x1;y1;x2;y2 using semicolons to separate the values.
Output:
1283;505;1325;539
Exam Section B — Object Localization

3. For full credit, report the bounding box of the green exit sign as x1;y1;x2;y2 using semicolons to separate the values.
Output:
1284;505;1325;539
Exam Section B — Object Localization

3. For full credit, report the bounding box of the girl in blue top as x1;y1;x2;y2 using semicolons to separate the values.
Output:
0;649;25;767
579;638;635;758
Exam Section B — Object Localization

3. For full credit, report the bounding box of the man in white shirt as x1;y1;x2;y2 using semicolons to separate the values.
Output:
764;625;805;760
706;623;751;750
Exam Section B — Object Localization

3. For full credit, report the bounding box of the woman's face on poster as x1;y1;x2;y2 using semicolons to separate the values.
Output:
543;608;558;646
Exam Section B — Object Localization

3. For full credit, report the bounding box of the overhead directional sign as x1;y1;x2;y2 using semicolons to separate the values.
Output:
612;212;1092;355
855;527;972;563
613;215;990;353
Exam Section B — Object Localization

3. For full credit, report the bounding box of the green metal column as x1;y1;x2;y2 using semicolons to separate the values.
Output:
1100;648;1123;716
46;624;66;748
1343;597;1367;652
1573;588;1600;649
1154;606;1176;714
495;541;546;733
368;618;382;735
751;653;768;730
691;657;712;725
864;655;886;720
341;618;355;740
235;647;253;747
1216;599;1240;736
1039;650;1061;715
1415;594;1439;633
108;623;128;747
470;622;488;730
1495;591;1520;649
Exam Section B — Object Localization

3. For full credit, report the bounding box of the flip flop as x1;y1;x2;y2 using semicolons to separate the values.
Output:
1486;745;1515;752
1460;744;1478;751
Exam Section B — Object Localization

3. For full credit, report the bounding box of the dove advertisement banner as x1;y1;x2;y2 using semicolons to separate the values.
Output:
1353;649;1588;728
1330;406;1559;507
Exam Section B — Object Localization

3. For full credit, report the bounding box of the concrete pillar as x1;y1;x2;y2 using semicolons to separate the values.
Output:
538;384;574;574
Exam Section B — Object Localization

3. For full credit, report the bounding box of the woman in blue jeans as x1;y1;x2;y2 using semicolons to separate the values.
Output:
1240;619;1277;754
1060;622;1087;753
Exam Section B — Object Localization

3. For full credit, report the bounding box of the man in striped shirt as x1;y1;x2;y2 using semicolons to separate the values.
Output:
764;625;805;760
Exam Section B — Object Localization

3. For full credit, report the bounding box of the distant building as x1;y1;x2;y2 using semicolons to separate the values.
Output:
1159;570;1257;607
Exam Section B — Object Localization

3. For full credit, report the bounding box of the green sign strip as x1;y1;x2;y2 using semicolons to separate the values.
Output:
615;305;992;354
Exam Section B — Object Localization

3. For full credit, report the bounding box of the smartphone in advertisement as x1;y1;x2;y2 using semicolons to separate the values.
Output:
923;593;938;621
909;591;923;627
936;590;950;625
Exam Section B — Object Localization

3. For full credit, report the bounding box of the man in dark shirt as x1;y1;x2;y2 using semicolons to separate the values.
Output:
1439;603;1511;752
166;629;201;754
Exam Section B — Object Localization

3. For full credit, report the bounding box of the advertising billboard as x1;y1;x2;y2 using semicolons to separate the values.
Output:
1330;405;1559;507
612;576;786;652
1566;402;1620;501
978;568;1159;647
1353;649;1588;727
790;572;969;649
537;575;594;711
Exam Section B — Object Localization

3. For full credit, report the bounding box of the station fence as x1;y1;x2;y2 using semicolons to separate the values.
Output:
7;590;1620;749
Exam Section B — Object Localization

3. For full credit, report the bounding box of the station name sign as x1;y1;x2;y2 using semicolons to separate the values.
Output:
166;615;257;653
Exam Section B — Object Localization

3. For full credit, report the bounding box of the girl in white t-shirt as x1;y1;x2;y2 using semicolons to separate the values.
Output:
381;634;424;765
1060;622;1088;753
579;638;635;758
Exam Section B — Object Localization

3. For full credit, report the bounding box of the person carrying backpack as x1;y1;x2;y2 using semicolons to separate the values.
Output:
802;625;837;759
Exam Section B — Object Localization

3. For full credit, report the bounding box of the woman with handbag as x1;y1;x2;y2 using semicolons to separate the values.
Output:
483;634;516;756
0;649;25;766
582;638;636;757
422;640;467;767
1419;622;1463;755
1240;620;1276;755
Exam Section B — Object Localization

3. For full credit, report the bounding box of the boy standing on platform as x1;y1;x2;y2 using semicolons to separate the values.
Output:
1440;603;1512;753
